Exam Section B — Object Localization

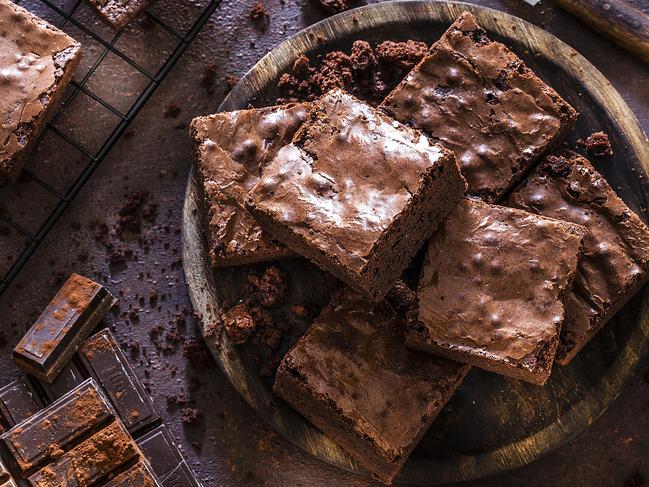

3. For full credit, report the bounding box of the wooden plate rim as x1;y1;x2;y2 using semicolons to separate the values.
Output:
182;1;649;484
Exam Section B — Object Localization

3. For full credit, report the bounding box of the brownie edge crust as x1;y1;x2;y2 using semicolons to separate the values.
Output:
274;290;469;484
0;0;81;180
246;89;466;302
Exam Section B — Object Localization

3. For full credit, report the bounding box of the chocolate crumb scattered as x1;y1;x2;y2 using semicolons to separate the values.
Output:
164;102;181;119
376;39;428;71
225;74;239;93
180;407;203;425
313;0;357;13
577;131;613;157
200;63;217;94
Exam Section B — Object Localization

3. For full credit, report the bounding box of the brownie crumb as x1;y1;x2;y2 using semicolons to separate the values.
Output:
222;304;257;345
200;63;217;94
542;154;573;178
249;2;269;24
276;39;423;105
313;0;356;13
225;74;239;93
180;407;203;425
376;40;429;71
247;266;287;308
182;337;213;368
577;131;613;157
164;102;181;119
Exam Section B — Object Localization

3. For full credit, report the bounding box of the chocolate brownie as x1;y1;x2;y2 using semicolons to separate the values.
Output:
0;0;81;181
507;151;649;364
407;198;585;385
190;103;310;266
246;89;465;301
381;11;577;202
274;289;469;484
86;0;149;29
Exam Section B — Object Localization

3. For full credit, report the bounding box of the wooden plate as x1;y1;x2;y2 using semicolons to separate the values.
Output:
182;1;649;484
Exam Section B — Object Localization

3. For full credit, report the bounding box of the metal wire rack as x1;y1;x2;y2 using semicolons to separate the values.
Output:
0;0;221;295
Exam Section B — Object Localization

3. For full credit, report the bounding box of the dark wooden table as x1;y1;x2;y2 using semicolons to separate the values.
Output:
0;0;647;485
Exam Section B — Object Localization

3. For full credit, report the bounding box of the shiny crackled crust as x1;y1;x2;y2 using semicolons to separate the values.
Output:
273;289;469;484
408;198;585;385
246;89;465;301
190;104;310;267
0;0;81;181
381;11;577;202
86;0;150;29
507;151;649;365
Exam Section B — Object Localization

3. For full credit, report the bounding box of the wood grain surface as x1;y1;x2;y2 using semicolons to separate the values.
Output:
182;1;649;484
554;0;649;62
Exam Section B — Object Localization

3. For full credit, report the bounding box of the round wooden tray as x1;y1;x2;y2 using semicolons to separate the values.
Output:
182;1;649;484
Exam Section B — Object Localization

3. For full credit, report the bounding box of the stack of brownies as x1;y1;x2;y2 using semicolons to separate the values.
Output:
191;12;649;485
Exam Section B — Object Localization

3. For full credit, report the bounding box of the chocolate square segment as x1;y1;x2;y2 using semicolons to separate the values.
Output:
28;421;140;486
247;89;465;301
408;198;585;385
0;0;81;180
80;328;159;433
14;274;116;383
0;378;114;472
381;11;577;202
507;151;649;364
0;380;43;427
104;460;160;487
86;0;150;29
190;103;310;266
274;290;469;484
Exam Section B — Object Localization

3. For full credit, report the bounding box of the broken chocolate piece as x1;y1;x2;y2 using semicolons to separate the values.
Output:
0;380;43;427
0;379;114;472
28;421;140;486
14;274;116;383
80;329;159;433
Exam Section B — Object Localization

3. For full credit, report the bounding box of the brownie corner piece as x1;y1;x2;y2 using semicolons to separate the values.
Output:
86;0;150;29
409;198;585;385
0;0;81;180
273;289;469;484
381;11;577;202
190;103;310;266
507;151;649;365
247;88;465;301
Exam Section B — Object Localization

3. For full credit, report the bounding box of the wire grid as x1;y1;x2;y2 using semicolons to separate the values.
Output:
0;0;221;295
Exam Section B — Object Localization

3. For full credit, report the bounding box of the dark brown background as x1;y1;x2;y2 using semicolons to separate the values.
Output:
1;0;648;486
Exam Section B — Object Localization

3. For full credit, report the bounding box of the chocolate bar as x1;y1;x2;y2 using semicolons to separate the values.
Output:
104;460;161;487
38;361;85;402
137;425;182;478
0;380;43;427
136;425;200;486
28;421;140;486
14;274;116;383
0;379;114;472
80;329;158;433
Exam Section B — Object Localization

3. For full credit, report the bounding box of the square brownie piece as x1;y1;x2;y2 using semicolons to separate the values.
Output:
0;0;81;181
507;151;649;364
190;103;310;266
407;198;585;385
274;289;469;485
246;89;465;301
86;0;149;29
381;11;577;202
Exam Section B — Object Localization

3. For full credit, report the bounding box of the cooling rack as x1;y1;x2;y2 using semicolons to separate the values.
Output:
0;0;221;295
